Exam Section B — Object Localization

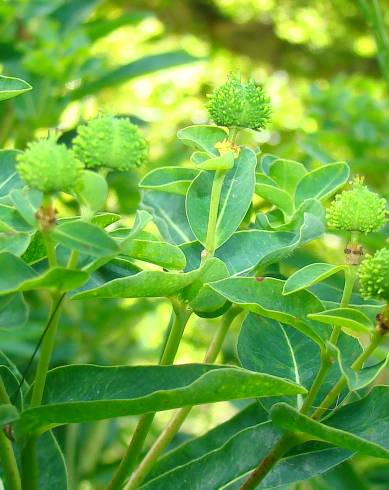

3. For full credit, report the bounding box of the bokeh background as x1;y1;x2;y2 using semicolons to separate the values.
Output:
1;1;389;488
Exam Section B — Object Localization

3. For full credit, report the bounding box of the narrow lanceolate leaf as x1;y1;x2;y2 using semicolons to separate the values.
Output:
0;150;24;199
72;269;200;299
142;422;350;490
0;75;32;101
16;363;306;436
295;162;350;207
186;148;256;248
238;315;362;412
308;308;373;334
217;212;324;275
209;277;327;346
0;252;88;295
142;192;195;245
121;239;186;270
139;167;199;196
283;263;346;295
52;221;119;257
271;387;389;459
177;125;228;156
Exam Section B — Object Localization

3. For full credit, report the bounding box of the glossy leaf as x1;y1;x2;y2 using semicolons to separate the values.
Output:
283;264;346;295
295;162;350;207
255;183;295;216
140;167;199;195
0;75;32;101
308;308;373;334
142;192;195;245
17;363;306;435
121;239;186;270
186;148;256;248
268;158;307;194
271;387;389;459
52;221;119;257
209;277;327;346
177;125;228;156
72;269;200;299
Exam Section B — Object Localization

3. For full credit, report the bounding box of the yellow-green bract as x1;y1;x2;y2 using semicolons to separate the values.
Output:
73;115;148;171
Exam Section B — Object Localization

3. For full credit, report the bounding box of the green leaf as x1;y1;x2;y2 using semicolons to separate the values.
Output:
283;264;346;295
0;204;31;232
268;158;307;195
140;167;199;196
37;432;67;490
148;403;268;481
0;150;24;198
186;148;256;248
0;231;30;256
0;404;19;425
70;50;200;99
52;221;119;257
308;308;373;335
255;183;295;217
91;212;121;228
142;192;195;245
75;170;108;214
0;75;32;101
237;315;361;412
72;269;200;299
260;154;279;174
0;293;28;329
194;151;235;171
181;257;229;315
142;422;350;490
121;239;186;270
177;125;228;156
217;212;324;275
0;252;88;295
16;363;306;436
209;277;327;346
10;188;42;227
295;162;350;207
271;387;389;459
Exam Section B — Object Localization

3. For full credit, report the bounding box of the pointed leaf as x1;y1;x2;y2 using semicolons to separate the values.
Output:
17;363;306;436
283;264;346;295
295;162;350;207
308;308;373;334
0;75;32;101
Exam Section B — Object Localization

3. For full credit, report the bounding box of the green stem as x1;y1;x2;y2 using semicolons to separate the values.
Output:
42;231;57;268
123;307;241;490
204;169;227;257
0;377;21;490
106;302;191;490
312;331;383;420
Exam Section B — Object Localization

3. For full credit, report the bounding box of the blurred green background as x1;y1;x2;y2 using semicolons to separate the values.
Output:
1;1;389;488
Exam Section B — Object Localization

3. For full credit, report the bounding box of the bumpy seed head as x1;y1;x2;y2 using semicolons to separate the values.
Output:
73;115;148;171
358;248;389;301
16;136;84;194
207;74;271;131
326;179;386;234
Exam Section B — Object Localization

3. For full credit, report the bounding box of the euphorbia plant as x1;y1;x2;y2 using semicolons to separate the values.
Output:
0;73;388;490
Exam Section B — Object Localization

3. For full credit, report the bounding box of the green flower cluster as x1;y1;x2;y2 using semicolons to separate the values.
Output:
326;180;386;234
16;136;83;194
73;115;148;171
359;248;389;301
207;74;271;131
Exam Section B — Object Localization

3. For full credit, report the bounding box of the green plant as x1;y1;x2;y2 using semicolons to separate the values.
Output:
0;71;388;490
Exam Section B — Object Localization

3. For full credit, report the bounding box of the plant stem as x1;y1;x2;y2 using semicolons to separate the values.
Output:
204;169;227;257
239;433;300;490
123;307;241;490
312;331;383;420
0;377;21;490
106;302;191;490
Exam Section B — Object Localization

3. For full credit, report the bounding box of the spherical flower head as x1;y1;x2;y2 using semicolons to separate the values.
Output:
207;74;271;131
73;115;148;171
326;179;386;234
359;248;389;301
16;136;84;194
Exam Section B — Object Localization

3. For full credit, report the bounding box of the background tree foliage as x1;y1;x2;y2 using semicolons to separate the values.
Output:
1;1;389;488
